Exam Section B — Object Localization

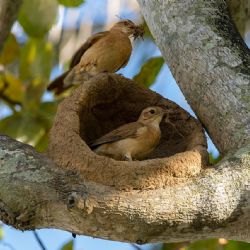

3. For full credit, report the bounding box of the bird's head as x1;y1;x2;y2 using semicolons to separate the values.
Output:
111;19;144;39
138;106;166;125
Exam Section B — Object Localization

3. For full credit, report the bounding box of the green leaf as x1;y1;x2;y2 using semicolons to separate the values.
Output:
133;57;164;88
0;225;4;240
188;239;220;250
33;101;57;151
0;114;23;139
19;38;54;107
18;0;58;37
37;102;58;127
225;240;250;250
35;132;49;152
0;113;46;147
58;0;84;7
0;72;24;105
61;240;74;250
19;38;54;81
0;34;20;65
162;242;189;250
0;101;57;151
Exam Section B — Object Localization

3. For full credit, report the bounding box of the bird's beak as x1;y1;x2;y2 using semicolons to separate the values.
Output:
132;25;144;40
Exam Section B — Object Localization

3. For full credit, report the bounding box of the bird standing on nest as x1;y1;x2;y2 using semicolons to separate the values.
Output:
47;19;144;94
90;106;166;161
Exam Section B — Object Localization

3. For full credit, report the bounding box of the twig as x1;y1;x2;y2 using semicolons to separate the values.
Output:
33;230;47;250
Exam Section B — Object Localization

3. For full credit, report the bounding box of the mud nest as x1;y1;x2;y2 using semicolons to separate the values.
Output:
47;73;208;190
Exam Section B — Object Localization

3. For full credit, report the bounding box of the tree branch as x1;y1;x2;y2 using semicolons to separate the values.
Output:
0;0;23;50
33;231;47;250
0;135;249;242
137;0;250;155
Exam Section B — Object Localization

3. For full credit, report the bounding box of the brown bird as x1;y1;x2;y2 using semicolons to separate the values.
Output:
47;19;144;94
90;106;166;161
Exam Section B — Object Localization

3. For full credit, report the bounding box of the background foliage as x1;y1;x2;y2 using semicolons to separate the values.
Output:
0;0;249;249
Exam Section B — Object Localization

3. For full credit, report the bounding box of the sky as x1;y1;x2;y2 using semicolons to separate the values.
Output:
2;0;250;249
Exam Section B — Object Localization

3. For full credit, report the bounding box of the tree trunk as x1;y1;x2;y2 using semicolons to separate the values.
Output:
138;0;250;155
0;0;250;244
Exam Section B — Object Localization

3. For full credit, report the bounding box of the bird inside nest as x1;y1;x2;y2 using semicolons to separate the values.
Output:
89;106;167;161
47;19;144;95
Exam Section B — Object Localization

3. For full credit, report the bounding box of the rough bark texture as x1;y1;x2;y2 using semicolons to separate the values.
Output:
0;135;250;242
0;0;249;244
0;0;22;50
138;0;250;155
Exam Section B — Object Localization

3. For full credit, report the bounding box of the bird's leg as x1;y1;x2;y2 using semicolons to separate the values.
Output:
123;154;132;161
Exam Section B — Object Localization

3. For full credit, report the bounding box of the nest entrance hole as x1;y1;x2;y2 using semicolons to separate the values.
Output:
78;74;206;160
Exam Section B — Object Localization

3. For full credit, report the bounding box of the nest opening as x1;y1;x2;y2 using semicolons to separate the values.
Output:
48;73;208;189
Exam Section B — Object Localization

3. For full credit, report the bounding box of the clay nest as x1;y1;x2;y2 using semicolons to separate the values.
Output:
47;73;208;190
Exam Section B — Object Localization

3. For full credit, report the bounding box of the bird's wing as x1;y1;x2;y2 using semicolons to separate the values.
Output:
47;31;109;93
116;56;130;71
90;122;145;149
70;31;110;68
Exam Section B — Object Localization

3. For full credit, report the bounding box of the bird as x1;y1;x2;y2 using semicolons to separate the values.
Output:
47;19;144;94
90;106;166;161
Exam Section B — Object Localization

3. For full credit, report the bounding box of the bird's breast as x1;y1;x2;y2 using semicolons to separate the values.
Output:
134;126;161;158
79;34;132;73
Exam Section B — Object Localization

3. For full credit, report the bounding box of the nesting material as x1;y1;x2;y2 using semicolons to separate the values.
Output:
47;73;208;190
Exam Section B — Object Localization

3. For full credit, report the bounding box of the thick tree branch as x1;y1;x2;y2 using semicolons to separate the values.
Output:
0;135;249;242
0;0;22;50
137;0;250;155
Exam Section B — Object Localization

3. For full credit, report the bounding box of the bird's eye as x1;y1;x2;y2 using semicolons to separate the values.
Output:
149;109;155;114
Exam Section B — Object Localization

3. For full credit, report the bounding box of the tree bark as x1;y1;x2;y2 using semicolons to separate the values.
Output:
0;0;250;244
0;134;250;242
0;0;23;50
138;0;250;155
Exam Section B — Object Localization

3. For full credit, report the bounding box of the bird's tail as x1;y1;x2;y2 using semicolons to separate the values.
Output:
47;70;71;95
63;67;93;88
47;68;93;95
